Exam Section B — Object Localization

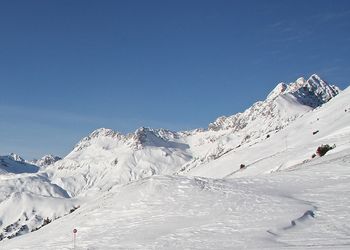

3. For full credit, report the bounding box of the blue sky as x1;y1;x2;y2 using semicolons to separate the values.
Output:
0;0;349;159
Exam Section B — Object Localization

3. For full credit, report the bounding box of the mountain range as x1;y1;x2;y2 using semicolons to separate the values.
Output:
1;73;349;249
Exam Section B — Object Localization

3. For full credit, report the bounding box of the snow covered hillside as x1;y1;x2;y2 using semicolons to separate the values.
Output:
46;74;341;196
0;172;78;240
184;84;350;178
47;127;191;196
3;148;350;249
0;73;349;249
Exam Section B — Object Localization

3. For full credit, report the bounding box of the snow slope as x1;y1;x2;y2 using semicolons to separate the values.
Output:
185;85;350;178
0;173;78;240
2;148;350;249
0;155;76;240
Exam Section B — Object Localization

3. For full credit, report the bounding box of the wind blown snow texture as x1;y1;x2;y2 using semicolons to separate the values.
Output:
1;74;349;249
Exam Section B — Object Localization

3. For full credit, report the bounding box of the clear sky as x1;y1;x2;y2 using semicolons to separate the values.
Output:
0;0;349;159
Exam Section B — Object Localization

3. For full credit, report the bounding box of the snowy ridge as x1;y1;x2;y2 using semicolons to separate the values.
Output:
286;74;340;107
47;74;342;196
73;127;181;152
209;74;339;133
8;153;25;163
31;155;62;168
49;127;191;196
0;154;39;174
187;85;350;178
267;74;339;103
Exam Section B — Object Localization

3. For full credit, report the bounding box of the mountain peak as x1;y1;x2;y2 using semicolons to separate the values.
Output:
32;154;62;167
309;73;322;80
130;127;180;148
89;128;119;138
267;82;288;100
8;153;25;162
267;74;340;105
210;73;340;133
73;128;125;152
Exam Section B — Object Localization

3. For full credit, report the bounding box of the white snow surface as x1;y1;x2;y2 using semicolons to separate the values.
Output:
1;74;349;249
0;173;78;240
2;150;350;249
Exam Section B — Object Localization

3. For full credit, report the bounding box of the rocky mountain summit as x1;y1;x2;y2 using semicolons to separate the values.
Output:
208;74;339;135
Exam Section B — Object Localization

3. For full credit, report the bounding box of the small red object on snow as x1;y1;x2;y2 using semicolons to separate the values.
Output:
73;228;78;249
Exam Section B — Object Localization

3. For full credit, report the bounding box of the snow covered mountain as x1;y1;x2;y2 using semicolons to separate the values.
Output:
0;173;77;240
208;74;339;133
186;84;350;178
0;154;39;174
47;127;191;196
1;73;349;248
0;154;77;240
31;155;62;168
45;74;341;196
2;83;350;248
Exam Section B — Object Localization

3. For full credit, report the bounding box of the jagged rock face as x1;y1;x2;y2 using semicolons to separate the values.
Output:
32;155;62;168
131;127;181;149
208;74;340;133
290;75;340;108
208;95;309;135
8;153;25;162
267;74;340;103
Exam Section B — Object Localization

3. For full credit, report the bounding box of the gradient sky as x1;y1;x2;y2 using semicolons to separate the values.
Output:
0;0;350;159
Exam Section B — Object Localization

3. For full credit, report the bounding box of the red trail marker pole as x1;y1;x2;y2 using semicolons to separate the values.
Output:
73;228;77;249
